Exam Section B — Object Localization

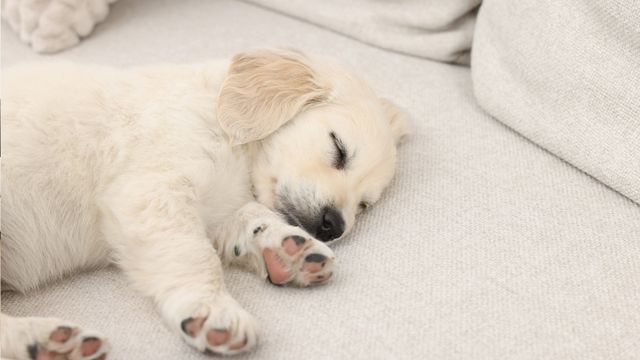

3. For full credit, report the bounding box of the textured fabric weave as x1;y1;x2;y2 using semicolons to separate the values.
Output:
3;1;640;359
472;0;640;205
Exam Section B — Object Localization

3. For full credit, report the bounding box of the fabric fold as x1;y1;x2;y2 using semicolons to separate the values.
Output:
241;0;481;65
472;0;640;205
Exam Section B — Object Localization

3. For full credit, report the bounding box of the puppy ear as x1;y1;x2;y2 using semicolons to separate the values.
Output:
380;98;410;145
217;49;331;145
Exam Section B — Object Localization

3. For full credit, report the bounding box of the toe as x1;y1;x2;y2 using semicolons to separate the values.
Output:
49;326;73;343
206;329;230;347
181;317;206;338
303;262;324;273
282;236;306;256
81;337;102;357
303;253;327;273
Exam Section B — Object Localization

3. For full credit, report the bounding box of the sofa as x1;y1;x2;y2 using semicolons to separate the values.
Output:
2;1;639;359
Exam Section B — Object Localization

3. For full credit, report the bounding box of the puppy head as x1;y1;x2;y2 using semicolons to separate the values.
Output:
218;49;409;242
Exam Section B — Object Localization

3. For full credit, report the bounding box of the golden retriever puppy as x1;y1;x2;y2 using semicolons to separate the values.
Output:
0;49;409;358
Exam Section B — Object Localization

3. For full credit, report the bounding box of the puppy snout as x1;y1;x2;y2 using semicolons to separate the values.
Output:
315;207;345;242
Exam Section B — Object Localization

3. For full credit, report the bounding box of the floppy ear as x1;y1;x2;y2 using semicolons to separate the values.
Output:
217;49;331;145
380;98;410;145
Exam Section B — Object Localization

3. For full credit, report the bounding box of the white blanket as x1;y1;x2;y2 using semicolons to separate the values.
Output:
2;0;117;53
242;0;480;64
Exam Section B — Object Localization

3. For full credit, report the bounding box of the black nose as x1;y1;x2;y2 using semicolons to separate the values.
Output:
315;207;345;242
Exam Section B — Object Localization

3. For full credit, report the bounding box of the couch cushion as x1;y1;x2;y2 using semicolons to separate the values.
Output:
472;0;640;205
3;1;640;359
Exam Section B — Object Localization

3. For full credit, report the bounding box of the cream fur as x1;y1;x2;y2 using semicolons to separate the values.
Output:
218;49;331;145
0;49;408;357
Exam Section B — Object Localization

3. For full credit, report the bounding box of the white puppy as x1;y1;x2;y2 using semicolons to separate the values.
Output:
0;49;409;358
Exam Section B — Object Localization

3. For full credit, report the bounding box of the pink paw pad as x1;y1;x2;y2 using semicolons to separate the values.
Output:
181;317;207;338
81;337;103;357
263;235;309;284
282;235;307;256
207;329;229;346
49;326;74;343
263;248;290;284
181;317;250;353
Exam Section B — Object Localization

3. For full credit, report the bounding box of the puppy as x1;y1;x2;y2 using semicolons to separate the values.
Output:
0;49;409;358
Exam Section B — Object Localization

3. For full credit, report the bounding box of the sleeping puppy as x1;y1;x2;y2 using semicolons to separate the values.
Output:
0;49;409;358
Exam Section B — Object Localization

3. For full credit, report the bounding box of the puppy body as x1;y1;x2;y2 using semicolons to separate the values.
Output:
1;50;408;358
2;60;243;291
2;61;266;357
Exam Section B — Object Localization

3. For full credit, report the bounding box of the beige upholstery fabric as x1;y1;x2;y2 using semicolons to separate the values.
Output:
3;1;640;359
472;0;640;205
242;0;480;64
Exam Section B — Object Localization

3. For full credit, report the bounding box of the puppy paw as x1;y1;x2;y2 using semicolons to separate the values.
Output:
21;319;109;360
175;296;259;356
256;225;335;287
215;203;337;287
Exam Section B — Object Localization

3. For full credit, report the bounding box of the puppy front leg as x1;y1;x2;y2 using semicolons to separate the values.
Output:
100;175;258;355
212;202;335;287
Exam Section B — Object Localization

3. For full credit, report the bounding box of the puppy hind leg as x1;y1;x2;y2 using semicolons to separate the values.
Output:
0;312;110;360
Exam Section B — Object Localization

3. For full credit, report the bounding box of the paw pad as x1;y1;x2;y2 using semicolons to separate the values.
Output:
181;317;206;338
303;254;327;273
206;329;230;346
49;326;74;343
263;248;291;284
81;337;102;357
282;235;307;256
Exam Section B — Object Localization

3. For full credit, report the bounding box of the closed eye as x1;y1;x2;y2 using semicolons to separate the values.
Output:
330;131;347;170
